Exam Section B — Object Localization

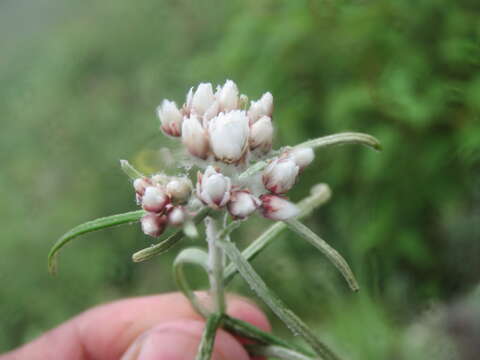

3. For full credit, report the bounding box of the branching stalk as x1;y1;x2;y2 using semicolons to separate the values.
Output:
195;313;223;360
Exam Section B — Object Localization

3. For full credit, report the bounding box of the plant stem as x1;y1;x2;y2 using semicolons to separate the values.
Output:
205;216;226;314
195;313;223;360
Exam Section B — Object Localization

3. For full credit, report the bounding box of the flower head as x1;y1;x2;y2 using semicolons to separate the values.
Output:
181;115;210;159
248;92;273;124
157;100;183;137
249;115;273;153
196;166;232;209
208;110;250;163
227;190;260;219
142;186;170;213
141;213;168;237
260;194;299;220
262;157;299;194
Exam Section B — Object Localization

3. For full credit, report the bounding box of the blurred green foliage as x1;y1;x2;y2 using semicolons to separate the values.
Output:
1;0;479;358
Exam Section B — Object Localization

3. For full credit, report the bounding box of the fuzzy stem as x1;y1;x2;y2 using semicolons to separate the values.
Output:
195;313;223;360
246;344;317;360
205;216;226;314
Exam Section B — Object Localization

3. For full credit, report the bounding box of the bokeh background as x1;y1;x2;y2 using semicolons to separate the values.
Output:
1;0;480;358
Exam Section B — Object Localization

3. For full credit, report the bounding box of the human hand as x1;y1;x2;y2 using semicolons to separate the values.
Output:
1;292;270;360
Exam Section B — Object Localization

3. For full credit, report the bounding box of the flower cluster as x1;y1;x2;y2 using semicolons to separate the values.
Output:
134;174;192;237
134;80;315;237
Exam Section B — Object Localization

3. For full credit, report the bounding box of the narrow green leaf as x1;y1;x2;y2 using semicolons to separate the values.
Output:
285;219;360;292
48;210;145;275
195;313;223;360
218;238;341;360
173;247;210;317
120;159;144;179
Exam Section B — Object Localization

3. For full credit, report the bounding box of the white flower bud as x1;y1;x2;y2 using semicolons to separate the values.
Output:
182;115;210;159
191;83;215;116
208;110;250;163
227;190;260;219
289;147;315;170
142;186;170;213
260;194;299;221
196;166;231;209
217;80;239;112
203;100;220;126
156;100;183;137
166;177;192;203
249;115;273;153
167;206;186;226
262;158;299;194
133;177;151;196
247;92;273;124
141;213;167;237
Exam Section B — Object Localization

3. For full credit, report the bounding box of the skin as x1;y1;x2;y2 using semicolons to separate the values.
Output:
1;292;270;360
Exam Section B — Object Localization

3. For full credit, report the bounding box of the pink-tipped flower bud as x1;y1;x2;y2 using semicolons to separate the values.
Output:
208;110;250;163
227;190;260;219
247;92;273;124
141;213;167;237
249;115;273;153
182;115;210;159
260;194;299;221
166;177;192;203
157;100;183;137
196;166;231;209
217;80;239;112
262;158;299;194
167;206;186;226
141;186;169;213
289;147;315;170
191;83;216;116
133;177;151;196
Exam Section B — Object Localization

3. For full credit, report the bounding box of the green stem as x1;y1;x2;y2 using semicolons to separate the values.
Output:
195;313;223;360
205;217;226;314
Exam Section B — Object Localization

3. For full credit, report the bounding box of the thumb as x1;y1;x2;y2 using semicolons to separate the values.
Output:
121;319;251;360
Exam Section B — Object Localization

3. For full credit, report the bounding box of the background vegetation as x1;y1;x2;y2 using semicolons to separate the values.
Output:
1;0;479;358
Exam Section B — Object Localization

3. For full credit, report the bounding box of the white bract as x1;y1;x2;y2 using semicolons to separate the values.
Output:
167;206;186;226
166;177;192;203
217;79;239;112
289;147;315;170
247;92;273;124
227;190;260;219
141;213;167;237
182;115;210;159
263;158;299;194
260;194;300;220
197;166;231;209
157;100;183;137
208;110;250;163
191;83;216;116
249;115;273;153
141;186;169;213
